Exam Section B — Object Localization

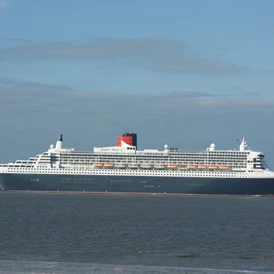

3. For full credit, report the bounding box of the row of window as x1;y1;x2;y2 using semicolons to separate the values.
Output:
57;158;248;162
7;167;244;174
56;154;248;158
4;171;254;178
47;153;249;158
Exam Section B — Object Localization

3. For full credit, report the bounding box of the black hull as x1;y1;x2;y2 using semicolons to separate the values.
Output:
1;173;274;195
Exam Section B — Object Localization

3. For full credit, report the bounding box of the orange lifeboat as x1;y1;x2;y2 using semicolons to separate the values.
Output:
94;162;103;167
187;164;197;168
198;164;207;169
209;164;218;169
167;163;177;169
179;164;187;169
104;162;114;168
219;165;229;169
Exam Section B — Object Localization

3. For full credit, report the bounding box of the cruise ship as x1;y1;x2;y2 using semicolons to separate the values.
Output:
0;133;274;195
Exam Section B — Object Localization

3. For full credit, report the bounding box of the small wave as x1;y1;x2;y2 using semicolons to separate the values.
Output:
0;260;273;274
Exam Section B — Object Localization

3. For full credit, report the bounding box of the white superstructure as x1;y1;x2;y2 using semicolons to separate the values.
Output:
0;134;273;180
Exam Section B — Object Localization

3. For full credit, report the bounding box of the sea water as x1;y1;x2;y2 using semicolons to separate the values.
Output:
1;192;274;273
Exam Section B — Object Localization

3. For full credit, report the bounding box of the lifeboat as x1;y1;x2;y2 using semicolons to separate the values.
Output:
104;162;114;168
128;162;139;169
154;163;165;169
198;164;207;169
187;164;197;168
219;165;229;169
115;162;127;168
209;164;218;169
167;163;177;169
94;162;103;168
140;163;153;169
179;164;187;169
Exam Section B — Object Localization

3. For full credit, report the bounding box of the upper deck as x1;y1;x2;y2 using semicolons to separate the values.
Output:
0;133;270;173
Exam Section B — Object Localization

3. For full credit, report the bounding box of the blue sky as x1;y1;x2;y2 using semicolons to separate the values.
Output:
1;0;274;95
0;0;274;165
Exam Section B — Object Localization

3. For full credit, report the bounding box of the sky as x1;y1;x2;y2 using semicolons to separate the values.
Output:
0;0;274;166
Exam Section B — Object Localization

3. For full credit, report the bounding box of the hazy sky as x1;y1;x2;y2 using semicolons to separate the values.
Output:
0;0;274;166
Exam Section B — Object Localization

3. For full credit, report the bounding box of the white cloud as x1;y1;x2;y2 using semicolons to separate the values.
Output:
0;38;247;75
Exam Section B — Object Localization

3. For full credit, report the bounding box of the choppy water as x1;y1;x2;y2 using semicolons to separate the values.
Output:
1;192;274;273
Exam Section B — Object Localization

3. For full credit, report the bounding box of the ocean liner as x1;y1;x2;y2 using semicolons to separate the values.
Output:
0;133;274;195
